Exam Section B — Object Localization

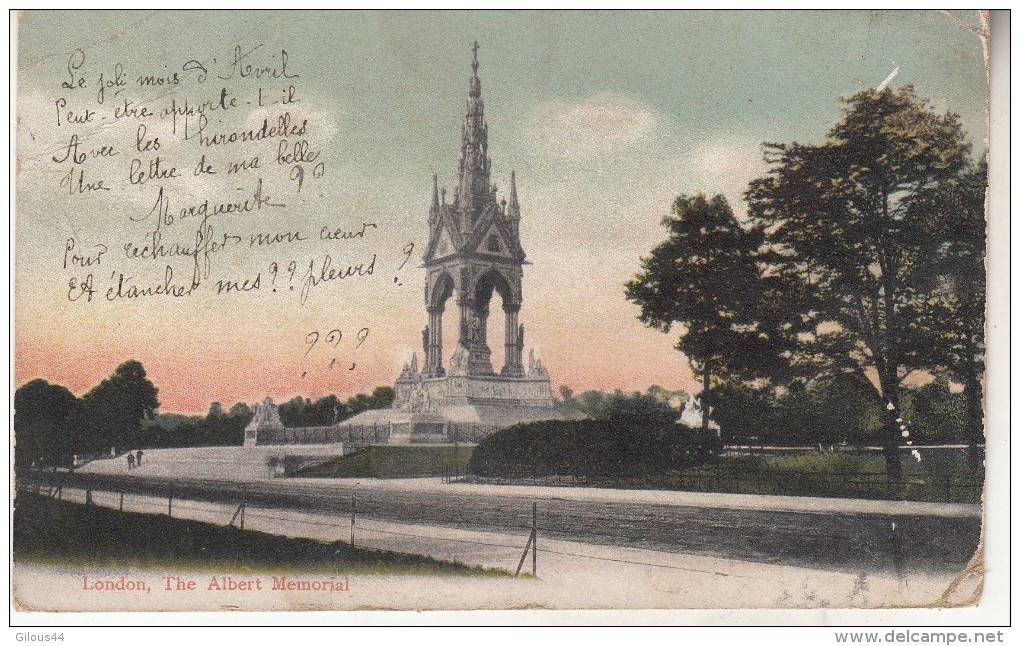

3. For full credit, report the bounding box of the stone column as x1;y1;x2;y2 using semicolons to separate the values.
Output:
458;295;471;346
477;305;490;349
427;308;444;375
501;306;525;377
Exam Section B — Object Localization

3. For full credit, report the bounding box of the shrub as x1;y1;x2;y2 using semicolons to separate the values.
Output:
468;419;722;478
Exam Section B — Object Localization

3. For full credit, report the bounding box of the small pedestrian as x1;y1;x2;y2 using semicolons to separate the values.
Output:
127;452;135;470
136;450;144;467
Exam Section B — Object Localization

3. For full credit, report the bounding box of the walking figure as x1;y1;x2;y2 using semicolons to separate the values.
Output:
136;450;144;467
127;453;135;470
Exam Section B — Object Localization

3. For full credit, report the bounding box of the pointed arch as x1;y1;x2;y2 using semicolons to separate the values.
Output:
474;268;515;309
431;271;456;311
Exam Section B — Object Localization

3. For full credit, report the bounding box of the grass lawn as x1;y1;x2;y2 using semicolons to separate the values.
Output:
13;492;505;576
297;445;474;479
642;453;984;503
467;451;982;503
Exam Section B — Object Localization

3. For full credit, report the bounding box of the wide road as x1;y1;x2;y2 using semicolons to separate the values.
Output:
23;470;980;575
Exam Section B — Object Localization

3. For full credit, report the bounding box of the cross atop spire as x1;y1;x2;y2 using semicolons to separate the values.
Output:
468;41;482;98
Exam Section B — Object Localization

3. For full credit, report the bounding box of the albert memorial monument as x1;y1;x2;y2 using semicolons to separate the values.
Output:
246;45;560;447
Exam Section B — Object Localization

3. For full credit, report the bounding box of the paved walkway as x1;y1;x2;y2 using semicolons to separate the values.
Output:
76;446;980;518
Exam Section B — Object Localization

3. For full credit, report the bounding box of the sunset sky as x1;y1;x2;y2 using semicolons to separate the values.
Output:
15;11;987;413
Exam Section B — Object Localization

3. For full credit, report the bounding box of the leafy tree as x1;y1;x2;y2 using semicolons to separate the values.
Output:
626;193;778;433
279;396;315;427
710;383;776;446
368;386;397;409
714;374;882;448
745;86;972;480
597;391;678;427
553;389;613;419
645;384;688;409
14;379;82;467
227;402;253;418
775;381;818;446
900;160;987;468
206;402;225;420
279;389;394;427
345;393;373;417
810;373;884;447
900;377;968;445
81;360;160;453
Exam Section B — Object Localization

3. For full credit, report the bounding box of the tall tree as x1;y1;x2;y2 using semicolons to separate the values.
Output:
745;86;972;480
368;386;397;409
14;379;82;467
81;360;161;452
626;192;776;433
900;160;987;469
901;377;968;445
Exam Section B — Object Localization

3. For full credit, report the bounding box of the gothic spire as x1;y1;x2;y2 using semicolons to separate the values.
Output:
430;173;440;224
508;169;520;221
458;41;490;229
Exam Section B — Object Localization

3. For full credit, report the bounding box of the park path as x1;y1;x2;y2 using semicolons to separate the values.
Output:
13;486;976;612
18;446;980;611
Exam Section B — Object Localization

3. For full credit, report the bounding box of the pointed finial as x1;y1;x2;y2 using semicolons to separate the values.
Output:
432;174;440;210
468;41;482;98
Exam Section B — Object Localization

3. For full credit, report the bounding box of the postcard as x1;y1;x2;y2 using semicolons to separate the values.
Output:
11;9;1001;620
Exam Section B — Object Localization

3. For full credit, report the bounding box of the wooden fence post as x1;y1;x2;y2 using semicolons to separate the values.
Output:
532;501;537;577
515;501;538;577
229;501;246;529
890;521;905;580
168;490;173;518
350;493;356;547
119;492;124;512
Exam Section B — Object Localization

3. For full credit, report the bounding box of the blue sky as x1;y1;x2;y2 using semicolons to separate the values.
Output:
16;11;987;411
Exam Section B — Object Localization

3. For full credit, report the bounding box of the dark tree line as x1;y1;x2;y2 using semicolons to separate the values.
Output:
627;86;986;477
557;385;683;423
140;387;397;450
276;387;396;427
14;360;398;467
713;375;970;448
14;360;159;468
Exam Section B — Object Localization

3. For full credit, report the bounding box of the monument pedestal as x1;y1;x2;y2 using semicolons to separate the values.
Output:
338;367;561;444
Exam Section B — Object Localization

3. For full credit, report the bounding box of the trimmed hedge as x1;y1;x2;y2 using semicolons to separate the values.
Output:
468;419;722;478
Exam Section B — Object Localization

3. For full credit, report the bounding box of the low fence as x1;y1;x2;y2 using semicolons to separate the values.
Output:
258;422;503;446
257;424;391;445
14;468;944;581
16;470;544;578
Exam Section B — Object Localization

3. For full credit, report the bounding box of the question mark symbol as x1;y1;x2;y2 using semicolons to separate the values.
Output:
355;327;369;348
287;260;298;290
398;242;415;271
290;165;305;192
268;262;278;287
326;329;343;347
